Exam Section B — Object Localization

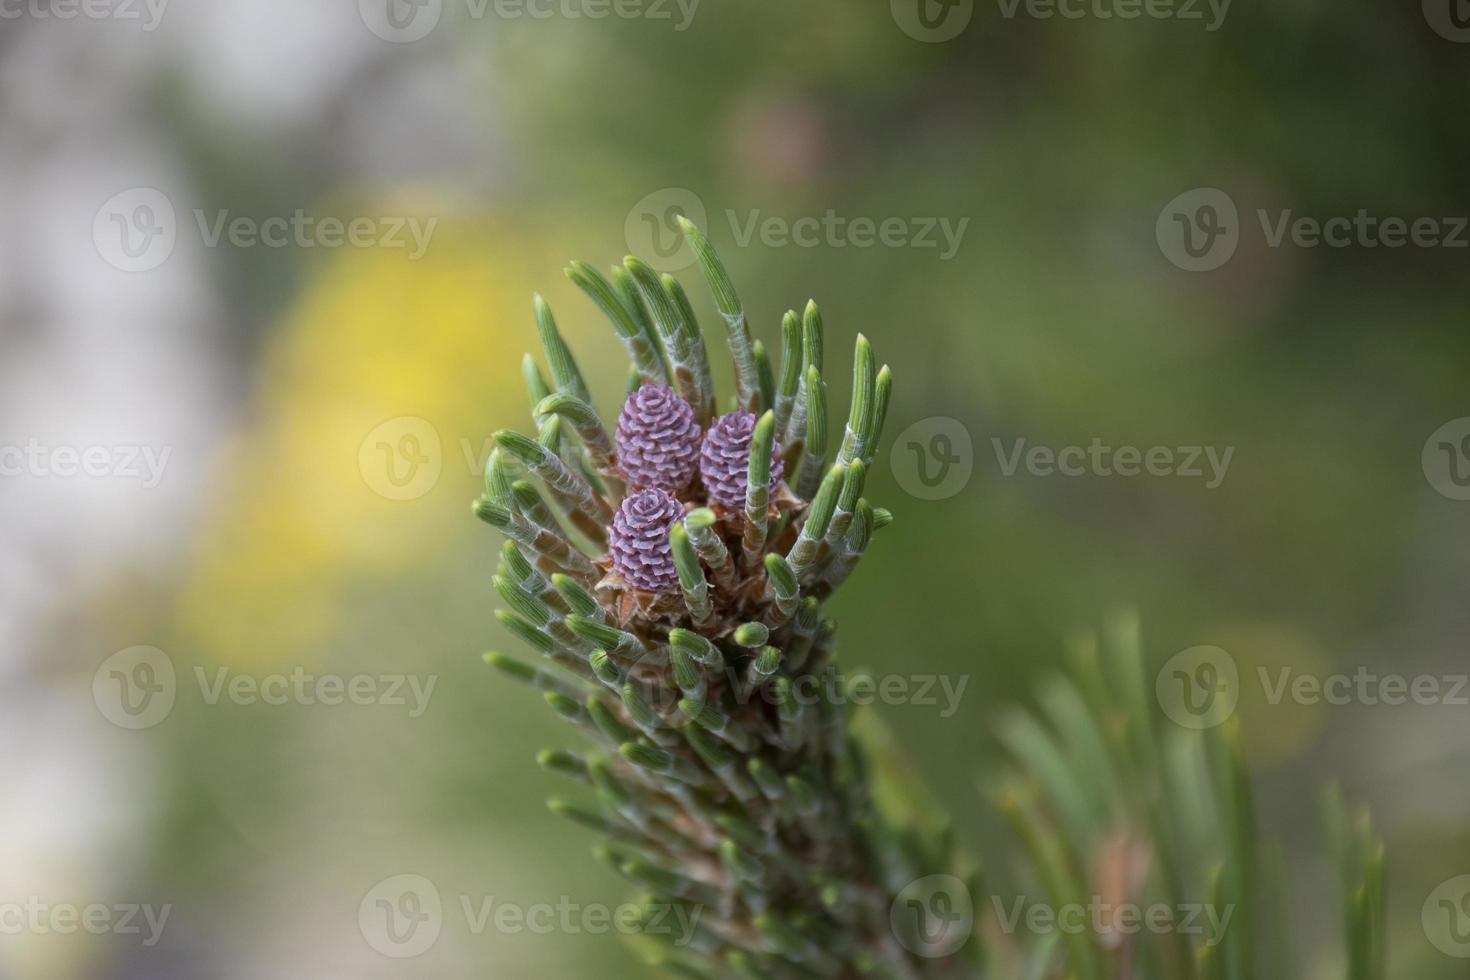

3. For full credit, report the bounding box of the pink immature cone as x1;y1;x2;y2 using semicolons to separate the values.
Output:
615;384;703;492
699;411;784;510
609;488;685;592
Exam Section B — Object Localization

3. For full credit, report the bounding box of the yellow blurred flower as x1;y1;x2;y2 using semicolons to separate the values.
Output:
176;219;594;666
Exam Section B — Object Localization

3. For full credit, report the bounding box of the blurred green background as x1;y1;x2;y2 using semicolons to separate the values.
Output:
10;0;1470;976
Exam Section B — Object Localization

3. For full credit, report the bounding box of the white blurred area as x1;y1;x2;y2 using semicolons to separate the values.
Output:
0;5;486;976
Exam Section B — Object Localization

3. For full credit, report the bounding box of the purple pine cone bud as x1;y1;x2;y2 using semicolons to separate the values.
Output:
610;489;685;592
700;411;784;509
616;384;703;491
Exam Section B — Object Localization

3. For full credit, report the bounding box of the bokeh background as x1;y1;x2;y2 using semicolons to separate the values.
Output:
5;0;1470;976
